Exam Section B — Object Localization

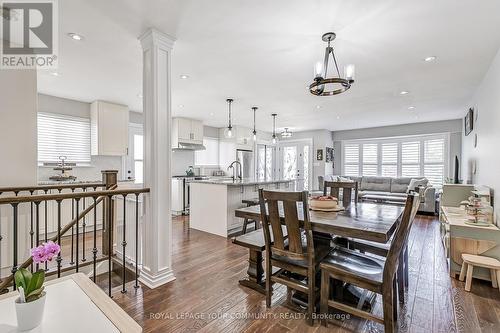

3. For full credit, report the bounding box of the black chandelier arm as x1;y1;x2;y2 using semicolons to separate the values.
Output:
331;48;342;79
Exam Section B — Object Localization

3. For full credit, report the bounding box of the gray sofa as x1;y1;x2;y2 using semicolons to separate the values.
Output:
318;175;436;214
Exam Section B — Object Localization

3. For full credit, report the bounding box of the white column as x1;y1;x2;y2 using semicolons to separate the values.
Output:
138;28;176;288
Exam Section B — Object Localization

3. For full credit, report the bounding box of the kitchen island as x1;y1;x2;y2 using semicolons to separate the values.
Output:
189;178;296;237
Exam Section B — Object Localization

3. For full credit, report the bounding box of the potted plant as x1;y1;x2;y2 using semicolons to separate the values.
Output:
14;241;60;331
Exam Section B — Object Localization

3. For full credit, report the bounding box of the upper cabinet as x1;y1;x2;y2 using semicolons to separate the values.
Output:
172;118;204;147
218;126;254;151
91;101;129;156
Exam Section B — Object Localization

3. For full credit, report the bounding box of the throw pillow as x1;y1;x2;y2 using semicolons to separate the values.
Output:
407;178;428;193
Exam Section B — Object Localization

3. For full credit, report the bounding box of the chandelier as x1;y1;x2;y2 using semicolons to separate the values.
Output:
309;32;355;96
225;98;233;138
281;128;292;138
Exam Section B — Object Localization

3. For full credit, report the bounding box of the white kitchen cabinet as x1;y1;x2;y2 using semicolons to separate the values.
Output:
91;101;129;156
171;178;184;213
172;118;204;147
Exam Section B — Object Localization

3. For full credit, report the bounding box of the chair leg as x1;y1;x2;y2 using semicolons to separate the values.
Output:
320;270;330;327
465;264;474;292
242;219;248;234
404;245;409;288
383;286;395;333
398;253;405;303
491;269;498;288
392;277;398;320
459;262;467;282
265;257;272;307
307;268;315;326
497;270;500;293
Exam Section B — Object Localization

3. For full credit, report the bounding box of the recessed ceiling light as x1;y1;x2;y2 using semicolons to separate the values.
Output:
400;90;409;95
336;115;340;120
178;104;184;108
137;93;143;99
180;74;189;79
424;56;437;62
315;105;321;109
408;106;416;110
50;72;60;77
210;112;214;116
67;33;84;41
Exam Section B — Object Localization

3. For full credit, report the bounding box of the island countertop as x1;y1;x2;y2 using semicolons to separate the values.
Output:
188;178;296;186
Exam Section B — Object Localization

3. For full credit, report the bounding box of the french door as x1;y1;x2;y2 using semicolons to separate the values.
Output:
278;140;312;191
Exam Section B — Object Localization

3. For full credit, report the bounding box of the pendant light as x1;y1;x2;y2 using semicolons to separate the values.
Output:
281;128;292;138
252;107;258;141
271;113;277;144
309;32;355;96
226;98;233;138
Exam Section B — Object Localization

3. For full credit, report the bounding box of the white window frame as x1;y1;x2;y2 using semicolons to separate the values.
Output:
341;133;450;186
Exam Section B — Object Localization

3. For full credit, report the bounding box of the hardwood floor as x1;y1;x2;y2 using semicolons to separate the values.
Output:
106;214;500;333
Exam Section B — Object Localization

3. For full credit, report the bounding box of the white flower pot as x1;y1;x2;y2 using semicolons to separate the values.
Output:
15;292;46;331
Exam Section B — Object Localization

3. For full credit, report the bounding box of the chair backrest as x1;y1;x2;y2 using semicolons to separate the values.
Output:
383;193;420;284
258;189;314;262
323;181;358;207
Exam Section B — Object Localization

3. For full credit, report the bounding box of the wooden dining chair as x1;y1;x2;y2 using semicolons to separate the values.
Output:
258;189;330;325
319;193;420;333
323;181;358;208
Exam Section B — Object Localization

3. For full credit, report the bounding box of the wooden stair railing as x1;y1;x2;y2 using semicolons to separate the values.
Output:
0;170;150;297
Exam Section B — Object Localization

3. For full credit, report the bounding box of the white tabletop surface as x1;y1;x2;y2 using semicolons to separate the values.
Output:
0;274;140;333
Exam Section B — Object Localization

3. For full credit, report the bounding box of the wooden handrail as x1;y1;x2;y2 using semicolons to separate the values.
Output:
0;182;106;194
0;187;150;206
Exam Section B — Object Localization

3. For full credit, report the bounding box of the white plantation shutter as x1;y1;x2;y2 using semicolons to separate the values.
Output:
362;143;378;176
401;141;420;177
381;143;398;177
343;144;360;176
342;134;447;186
424;138;445;186
38;113;91;164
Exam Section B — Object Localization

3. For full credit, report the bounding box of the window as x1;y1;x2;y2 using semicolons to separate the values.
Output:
38;112;91;164
133;134;144;184
194;137;219;166
343;144;360;176
342;134;448;186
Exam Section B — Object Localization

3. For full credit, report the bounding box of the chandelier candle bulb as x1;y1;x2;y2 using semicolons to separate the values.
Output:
345;64;355;82
314;61;324;79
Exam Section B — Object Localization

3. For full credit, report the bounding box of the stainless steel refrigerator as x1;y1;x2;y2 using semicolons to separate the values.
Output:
236;149;254;179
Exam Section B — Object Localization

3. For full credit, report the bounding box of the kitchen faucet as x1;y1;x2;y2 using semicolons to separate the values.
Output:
228;160;242;182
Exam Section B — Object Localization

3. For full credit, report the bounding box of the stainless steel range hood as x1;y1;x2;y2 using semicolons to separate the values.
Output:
172;142;206;151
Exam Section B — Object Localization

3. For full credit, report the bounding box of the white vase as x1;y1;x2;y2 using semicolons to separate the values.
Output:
15;292;46;331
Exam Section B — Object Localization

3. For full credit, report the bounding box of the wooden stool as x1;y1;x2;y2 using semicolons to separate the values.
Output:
242;198;260;234
459;253;500;292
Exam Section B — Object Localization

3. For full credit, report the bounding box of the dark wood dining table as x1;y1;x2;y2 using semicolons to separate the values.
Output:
233;202;405;308
235;201;404;243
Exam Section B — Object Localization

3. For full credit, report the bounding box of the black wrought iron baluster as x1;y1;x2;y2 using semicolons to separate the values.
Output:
82;188;87;262
56;200;62;278
107;194;113;297
75;197;80;272
11;203;19;290
121;194;127;293
29;190;34;272
34;201;41;271
92;195;98;282
44;189;49;271
70;189;75;265
134;193;139;289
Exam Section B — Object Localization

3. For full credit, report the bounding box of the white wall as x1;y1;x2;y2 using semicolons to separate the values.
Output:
462;47;500;220
0;70;38;186
332;119;462;178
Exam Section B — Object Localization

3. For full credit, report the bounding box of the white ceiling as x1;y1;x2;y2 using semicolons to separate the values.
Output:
37;0;500;132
